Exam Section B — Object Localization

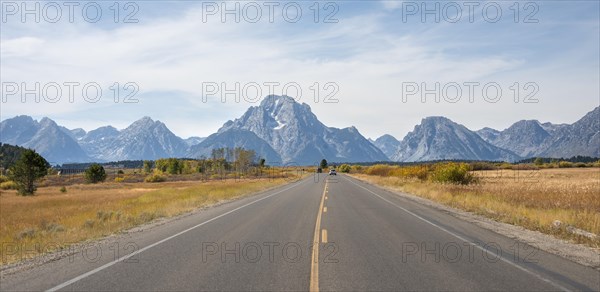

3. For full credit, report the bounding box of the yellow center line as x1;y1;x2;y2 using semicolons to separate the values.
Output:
310;180;328;292
323;207;327;213
322;229;328;244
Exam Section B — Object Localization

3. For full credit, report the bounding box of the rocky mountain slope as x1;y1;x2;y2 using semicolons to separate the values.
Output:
217;95;388;164
0;116;90;163
391;117;521;162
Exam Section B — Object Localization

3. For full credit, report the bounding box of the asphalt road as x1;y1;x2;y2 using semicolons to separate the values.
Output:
1;174;598;291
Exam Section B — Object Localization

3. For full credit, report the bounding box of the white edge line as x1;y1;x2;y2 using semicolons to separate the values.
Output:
47;180;304;292
342;175;571;292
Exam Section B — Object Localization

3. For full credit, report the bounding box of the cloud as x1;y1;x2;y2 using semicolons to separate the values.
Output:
1;1;598;139
0;37;45;57
380;1;403;11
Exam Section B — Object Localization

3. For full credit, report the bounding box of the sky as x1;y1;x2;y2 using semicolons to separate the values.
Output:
1;0;599;140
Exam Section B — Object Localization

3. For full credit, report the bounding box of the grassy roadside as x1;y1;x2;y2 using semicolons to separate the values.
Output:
0;176;299;265
348;168;599;248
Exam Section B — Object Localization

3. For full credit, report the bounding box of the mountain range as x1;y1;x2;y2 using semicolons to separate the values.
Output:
0;96;597;165
386;107;598;162
472;107;599;159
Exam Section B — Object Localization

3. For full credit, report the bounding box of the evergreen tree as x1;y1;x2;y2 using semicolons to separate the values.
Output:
320;159;328;169
9;149;49;195
85;164;107;183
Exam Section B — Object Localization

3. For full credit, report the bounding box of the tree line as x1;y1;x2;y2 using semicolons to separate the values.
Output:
3;147;267;195
144;148;262;179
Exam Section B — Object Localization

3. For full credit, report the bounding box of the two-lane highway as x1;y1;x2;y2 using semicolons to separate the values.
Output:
1;174;598;291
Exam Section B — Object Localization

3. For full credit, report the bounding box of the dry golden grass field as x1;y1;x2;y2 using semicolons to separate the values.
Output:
0;176;298;265
352;168;600;248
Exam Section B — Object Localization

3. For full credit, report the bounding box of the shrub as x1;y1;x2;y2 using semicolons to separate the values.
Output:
338;164;351;173
575;162;587;168
511;164;539;170
558;161;573;168
0;181;17;190
115;177;125;183
143;160;153;174
145;173;166;183
47;224;65;233
138;212;161;223
470;162;497;171
41;221;65;233
0;175;9;183
536;163;547;169
117;170;125;175
391;165;429;181
210;173;225;180
97;210;114;221
84;164;107;183
533;157;544;166
59;186;67;193
364;164;394;176
17;228;36;239
430;163;477;185
83;220;95;228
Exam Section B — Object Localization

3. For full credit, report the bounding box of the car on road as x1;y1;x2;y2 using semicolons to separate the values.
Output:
329;169;337;175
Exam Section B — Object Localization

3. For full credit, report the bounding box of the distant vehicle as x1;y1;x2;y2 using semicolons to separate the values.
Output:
317;168;323;173
329;169;337;175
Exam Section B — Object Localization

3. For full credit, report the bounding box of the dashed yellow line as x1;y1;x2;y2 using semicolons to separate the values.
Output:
323;207;327;213
322;229;328;244
310;180;328;292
